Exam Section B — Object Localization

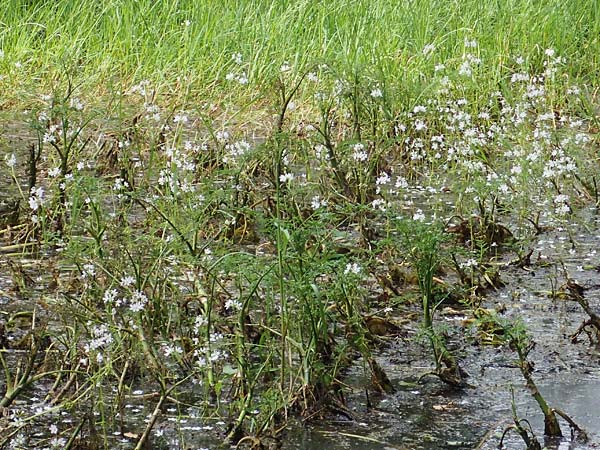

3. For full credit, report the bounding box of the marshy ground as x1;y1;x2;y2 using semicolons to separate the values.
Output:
1;1;600;449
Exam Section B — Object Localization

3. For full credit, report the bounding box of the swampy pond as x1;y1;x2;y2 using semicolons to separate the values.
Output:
268;214;600;450
1;67;600;450
3;0;600;447
3;175;600;450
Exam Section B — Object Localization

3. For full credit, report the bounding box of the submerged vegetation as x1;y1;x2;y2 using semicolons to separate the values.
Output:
1;0;600;449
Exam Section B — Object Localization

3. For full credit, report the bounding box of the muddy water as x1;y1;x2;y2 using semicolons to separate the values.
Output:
2;123;600;449
283;216;600;450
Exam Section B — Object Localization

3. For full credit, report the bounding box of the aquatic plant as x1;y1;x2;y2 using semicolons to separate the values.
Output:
396;219;467;387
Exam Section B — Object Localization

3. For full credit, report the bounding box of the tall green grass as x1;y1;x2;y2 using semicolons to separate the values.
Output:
1;0;599;106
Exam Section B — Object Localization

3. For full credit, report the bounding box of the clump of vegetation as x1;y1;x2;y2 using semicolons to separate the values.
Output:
561;278;600;344
500;387;543;450
397;219;467;387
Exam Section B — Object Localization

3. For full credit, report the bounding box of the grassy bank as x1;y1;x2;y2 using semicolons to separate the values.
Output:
1;0;599;108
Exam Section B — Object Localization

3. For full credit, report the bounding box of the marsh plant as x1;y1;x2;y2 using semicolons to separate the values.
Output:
480;317;589;446
395;219;468;387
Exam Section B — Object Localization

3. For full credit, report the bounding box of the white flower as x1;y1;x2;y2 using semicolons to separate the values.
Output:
5;153;16;168
232;53;243;65
43;131;56;144
128;290;148;312
237;72;248;85
120;275;136;287
413;209;426;222
86;324;113;352
82;263;96;278
162;344;183;357
113;177;129;191
553;194;571;216
279;172;294;183
351;143;368;162
103;289;119;305
28;186;45;211
314;144;328;159
193;315;208;334
344;262;361;275
216;130;229;142
371;198;386;211
173;113;188;124
225;299;242;311
458;60;472;77
555;204;571;215
414;119;427;131
370;88;383;98
511;72;529;83
50;437;67;448
422;43;436;56
69;97;84;111
464;38;478;48
460;258;478;268
311;196;327;210
376;172;391;185
395;176;408;189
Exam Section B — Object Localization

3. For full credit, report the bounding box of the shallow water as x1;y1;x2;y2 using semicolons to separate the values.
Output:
2;122;600;450
0;115;32;200
282;216;600;450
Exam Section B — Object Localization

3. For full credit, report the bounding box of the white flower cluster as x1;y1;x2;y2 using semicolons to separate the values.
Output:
102;285;149;313
351;143;368;162
311;195;328;210
344;262;361;275
84;323;114;364
4;152;16;168
224;140;252;164
226;53;249;84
